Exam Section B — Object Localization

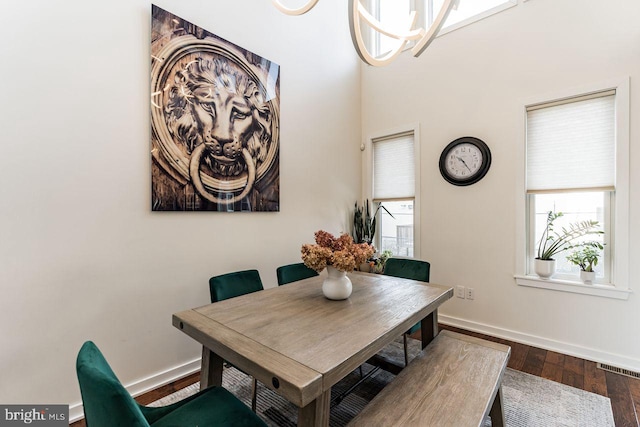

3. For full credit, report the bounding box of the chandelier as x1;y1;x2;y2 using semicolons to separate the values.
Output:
272;0;457;66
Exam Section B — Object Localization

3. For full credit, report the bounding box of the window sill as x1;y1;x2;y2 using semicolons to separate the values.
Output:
514;275;631;300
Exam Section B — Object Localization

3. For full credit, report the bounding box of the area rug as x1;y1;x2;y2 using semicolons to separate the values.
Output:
150;363;614;426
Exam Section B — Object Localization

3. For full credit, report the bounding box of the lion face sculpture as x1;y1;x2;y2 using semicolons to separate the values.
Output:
165;57;272;179
150;10;280;211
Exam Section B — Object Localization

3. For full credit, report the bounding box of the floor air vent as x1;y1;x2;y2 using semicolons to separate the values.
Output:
597;362;640;379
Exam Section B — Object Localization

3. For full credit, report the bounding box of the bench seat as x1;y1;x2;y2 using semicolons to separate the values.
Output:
349;330;511;427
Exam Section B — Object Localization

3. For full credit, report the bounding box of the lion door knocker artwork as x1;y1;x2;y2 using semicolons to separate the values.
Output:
151;6;280;211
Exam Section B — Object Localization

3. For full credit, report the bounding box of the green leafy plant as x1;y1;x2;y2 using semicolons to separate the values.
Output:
353;200;393;244
370;250;392;274
536;211;604;260
566;246;601;272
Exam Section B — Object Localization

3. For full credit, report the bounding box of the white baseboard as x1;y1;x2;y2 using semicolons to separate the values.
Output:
440;314;640;373
69;357;201;423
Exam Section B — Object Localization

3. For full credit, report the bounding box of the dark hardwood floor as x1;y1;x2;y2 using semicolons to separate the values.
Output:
70;325;640;426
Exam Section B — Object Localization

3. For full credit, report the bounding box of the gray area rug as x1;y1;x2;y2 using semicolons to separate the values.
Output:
152;341;614;426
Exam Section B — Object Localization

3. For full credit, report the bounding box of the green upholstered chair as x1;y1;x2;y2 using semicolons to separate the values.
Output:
276;262;319;286
209;269;264;302
383;258;431;366
209;269;264;411
76;341;266;427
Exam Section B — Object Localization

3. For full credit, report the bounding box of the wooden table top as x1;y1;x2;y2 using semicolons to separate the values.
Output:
173;271;453;408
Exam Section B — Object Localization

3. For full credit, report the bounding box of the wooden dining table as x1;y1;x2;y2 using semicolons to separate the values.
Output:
173;271;453;427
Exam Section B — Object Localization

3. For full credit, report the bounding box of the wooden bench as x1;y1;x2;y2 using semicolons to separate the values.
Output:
349;330;511;427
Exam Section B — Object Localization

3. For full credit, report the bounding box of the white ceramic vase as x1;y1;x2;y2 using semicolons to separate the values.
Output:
322;266;352;300
580;270;596;284
534;259;556;279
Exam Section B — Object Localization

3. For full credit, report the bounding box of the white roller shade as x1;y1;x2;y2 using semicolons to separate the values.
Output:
373;132;415;199
526;91;615;193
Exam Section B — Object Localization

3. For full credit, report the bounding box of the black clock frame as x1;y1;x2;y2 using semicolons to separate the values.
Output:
439;136;492;186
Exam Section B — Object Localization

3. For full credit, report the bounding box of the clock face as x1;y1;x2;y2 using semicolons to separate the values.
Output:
444;143;483;179
439;137;491;186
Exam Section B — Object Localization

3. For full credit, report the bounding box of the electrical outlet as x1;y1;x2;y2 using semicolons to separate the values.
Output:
466;288;475;300
456;285;465;299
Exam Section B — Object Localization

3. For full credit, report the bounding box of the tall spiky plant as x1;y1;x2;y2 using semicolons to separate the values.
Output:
353;200;393;244
536;211;604;260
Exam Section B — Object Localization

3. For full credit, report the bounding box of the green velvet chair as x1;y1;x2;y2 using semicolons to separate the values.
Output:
76;341;266;427
276;262;319;286
383;258;431;366
209;269;264;302
209;269;264;411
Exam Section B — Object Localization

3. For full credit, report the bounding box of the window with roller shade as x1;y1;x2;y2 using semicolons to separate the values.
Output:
372;131;416;257
526;91;614;283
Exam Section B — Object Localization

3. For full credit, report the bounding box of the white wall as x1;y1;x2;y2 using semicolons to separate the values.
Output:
3;0;638;420
0;0;361;419
362;0;640;369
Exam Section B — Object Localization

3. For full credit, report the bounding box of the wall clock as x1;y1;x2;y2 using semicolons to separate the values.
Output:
439;137;491;186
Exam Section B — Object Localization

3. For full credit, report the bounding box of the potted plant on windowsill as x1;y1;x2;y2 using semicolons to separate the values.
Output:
566;246;602;284
353;200;394;244
535;211;604;279
353;200;393;272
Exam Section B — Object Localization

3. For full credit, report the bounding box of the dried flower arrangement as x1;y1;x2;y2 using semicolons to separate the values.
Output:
301;230;375;273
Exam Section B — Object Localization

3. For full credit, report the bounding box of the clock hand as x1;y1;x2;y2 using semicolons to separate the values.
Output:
456;156;472;173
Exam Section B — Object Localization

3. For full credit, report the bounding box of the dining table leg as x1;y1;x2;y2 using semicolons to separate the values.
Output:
420;309;439;349
298;389;330;427
200;345;223;390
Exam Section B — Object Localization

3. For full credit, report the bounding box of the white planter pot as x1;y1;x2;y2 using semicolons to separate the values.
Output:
534;259;556;279
580;270;596;284
359;262;371;273
322;266;352;300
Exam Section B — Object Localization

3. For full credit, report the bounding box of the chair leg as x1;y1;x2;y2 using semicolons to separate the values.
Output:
359;366;363;378
403;333;409;366
251;377;258;412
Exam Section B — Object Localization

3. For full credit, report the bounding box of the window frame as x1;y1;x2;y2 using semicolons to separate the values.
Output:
514;77;630;300
364;123;421;259
435;0;517;37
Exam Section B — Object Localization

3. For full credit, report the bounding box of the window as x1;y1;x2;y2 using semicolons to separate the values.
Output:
374;0;414;59
527;92;614;283
530;193;610;281
516;78;630;299
370;0;517;58
434;0;516;31
378;201;415;257
396;224;414;256
369;127;420;257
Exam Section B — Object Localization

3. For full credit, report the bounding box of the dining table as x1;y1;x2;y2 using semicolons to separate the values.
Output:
172;270;453;427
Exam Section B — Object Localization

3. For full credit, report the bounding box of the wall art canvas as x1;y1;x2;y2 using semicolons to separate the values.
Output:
151;5;280;211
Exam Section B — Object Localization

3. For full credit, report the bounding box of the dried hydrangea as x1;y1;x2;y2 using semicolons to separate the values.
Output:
331;249;356;272
333;233;353;252
302;230;375;272
301;244;332;272
314;230;336;248
351;242;375;265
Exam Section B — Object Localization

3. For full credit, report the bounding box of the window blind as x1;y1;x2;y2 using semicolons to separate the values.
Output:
526;91;615;193
373;131;415;200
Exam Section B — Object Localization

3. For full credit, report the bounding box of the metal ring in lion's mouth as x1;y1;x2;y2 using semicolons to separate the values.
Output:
189;145;256;205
